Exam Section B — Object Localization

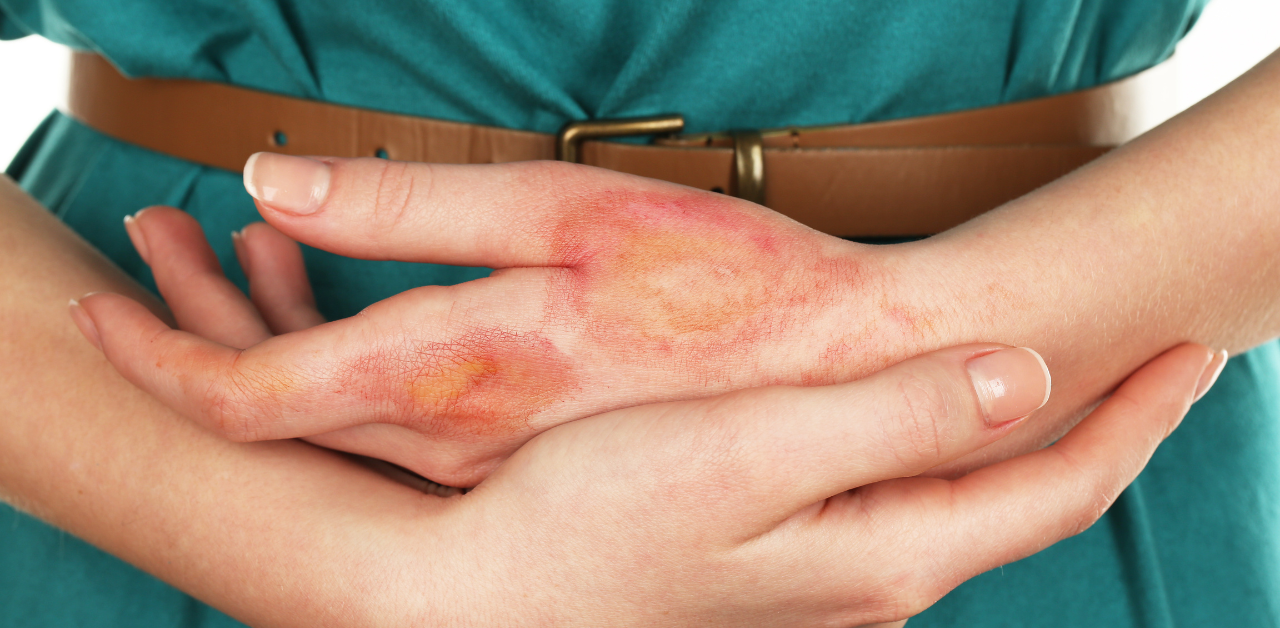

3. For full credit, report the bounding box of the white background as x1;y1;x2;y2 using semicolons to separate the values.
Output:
2;0;1279;170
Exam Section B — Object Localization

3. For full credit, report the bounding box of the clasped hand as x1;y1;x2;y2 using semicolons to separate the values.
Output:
67;155;1215;624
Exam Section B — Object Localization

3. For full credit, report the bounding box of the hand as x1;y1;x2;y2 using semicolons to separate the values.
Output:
51;187;1220;625
73;157;945;485
369;342;1212;626
69;148;1243;486
60;204;1222;626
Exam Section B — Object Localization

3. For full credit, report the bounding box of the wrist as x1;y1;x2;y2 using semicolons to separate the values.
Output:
771;237;975;387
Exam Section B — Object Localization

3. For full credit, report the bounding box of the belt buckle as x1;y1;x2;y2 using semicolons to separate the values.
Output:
554;114;685;163
555;114;764;206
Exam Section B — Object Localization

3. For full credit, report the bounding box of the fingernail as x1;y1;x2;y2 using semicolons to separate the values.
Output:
123;211;150;263
243;152;330;215
231;229;251;275
68;297;102;351
1193;349;1228;403
967;347;1051;426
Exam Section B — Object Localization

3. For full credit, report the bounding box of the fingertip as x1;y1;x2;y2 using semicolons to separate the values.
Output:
238;221;307;271
71;291;162;350
73;290;109;308
128;205;176;224
1148;343;1216;403
1024;347;1052;408
244;152;330;216
243;152;263;200
1193;348;1228;403
965;346;1051;427
123;212;150;263
74;291;174;339
918;343;1221;583
68;296;102;351
231;229;250;275
237;220;324;333
239;220;294;244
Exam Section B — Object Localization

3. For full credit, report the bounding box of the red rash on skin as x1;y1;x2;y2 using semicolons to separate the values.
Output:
342;329;578;440
800;327;880;387
797;294;945;386
223;190;941;440
159;347;308;423
544;189;866;384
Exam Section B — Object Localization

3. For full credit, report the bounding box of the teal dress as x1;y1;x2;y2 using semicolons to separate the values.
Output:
5;1;1280;626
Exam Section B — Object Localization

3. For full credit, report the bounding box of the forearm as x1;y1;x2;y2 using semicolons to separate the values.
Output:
0;177;447;626
909;49;1280;462
949;48;1280;346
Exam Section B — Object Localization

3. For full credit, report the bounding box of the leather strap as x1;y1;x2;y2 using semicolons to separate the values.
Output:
65;52;1175;236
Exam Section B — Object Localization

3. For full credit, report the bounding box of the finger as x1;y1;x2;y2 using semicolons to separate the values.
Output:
684;343;1051;522
75;291;358;441
75;277;549;443
241;152;712;267
73;288;501;486
235;221;326;334
825;343;1213;621
126;206;272;349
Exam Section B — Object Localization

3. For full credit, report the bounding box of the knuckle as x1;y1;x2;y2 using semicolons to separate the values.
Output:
197;357;272;442
516;159;581;190
512;160;604;213
1056;450;1124;537
199;386;261;442
1068;494;1114;537
424;454;490;489
689;398;754;474
890;546;957;617
369;160;424;234
897;590;937;620
828;544;954;625
880;577;945;621
883;372;955;465
1103;388;1149;422
1111;387;1185;441
656;393;757;490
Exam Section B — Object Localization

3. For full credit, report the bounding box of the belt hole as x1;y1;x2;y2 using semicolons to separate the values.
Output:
710;186;725;194
375;148;389;159
272;131;288;147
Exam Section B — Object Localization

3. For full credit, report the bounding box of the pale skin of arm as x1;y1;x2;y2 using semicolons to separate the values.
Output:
918;46;1280;471
75;49;1280;482
0;177;441;625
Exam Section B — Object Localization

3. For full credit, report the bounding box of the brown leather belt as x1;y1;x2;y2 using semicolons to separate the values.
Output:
65;52;1175;236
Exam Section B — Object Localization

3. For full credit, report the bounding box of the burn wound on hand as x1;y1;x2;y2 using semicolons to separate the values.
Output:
546;190;862;381
345;328;578;439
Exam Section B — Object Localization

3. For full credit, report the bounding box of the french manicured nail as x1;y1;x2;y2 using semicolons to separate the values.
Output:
243;152;330;215
231;230;250;275
123;210;150;262
1193;349;1228;403
68;296;102;351
967;347;1051;426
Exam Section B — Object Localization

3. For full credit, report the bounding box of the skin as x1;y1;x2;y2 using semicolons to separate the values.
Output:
2;168;1217;626
0;175;1218;624
86;174;905;486
76;48;1280;487
0;38;1272;628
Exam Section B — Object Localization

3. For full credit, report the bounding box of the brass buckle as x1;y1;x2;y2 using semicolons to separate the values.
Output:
555;114;765;206
555;114;685;163
729;130;764;205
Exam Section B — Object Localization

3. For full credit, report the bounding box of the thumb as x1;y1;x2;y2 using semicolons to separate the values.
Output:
650;343;1052;527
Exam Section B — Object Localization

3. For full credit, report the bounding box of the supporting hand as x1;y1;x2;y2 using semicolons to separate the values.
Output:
376;342;1211;626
